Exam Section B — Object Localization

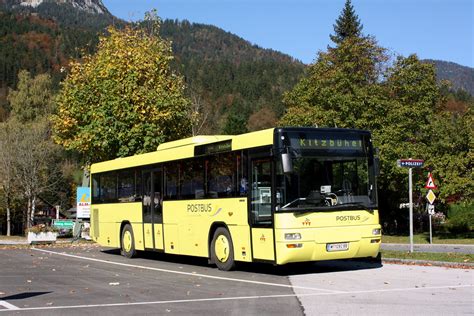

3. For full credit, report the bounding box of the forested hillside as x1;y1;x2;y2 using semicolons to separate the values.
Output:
424;59;474;96
160;20;305;133
0;3;305;132
0;2;471;131
0;4;120;119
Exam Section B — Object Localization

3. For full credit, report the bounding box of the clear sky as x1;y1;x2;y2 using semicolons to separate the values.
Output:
102;0;473;67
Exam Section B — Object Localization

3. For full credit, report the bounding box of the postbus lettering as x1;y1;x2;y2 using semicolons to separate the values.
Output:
187;203;212;212
336;215;361;221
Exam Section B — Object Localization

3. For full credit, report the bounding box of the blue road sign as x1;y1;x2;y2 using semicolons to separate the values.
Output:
397;159;424;168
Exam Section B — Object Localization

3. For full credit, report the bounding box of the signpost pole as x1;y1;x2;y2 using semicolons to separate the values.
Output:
429;213;432;244
397;158;424;254
408;166;414;253
425;172;437;246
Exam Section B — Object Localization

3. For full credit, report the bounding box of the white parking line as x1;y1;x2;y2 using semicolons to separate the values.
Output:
0;284;471;312
0;301;19;310
31;248;344;293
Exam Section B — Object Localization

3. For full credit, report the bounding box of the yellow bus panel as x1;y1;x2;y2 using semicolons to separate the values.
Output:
228;225;252;262
164;223;179;254
143;223;154;249
90;202;144;250
163;198;248;258
154;224;164;250
130;222;145;251
251;228;275;261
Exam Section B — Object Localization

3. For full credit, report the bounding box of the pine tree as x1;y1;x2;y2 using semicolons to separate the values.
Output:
330;0;363;45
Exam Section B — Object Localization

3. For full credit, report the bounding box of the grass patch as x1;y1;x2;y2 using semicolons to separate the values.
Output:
382;233;474;245
382;250;473;263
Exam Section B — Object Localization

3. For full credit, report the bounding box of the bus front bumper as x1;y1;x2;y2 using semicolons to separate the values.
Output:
275;226;381;265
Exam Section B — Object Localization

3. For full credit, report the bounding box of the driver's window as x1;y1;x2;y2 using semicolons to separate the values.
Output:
251;159;272;225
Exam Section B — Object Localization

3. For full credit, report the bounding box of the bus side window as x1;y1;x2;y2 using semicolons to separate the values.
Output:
165;163;179;200
135;168;142;199
92;175;100;203
207;153;237;198
118;169;135;202
180;159;205;199
100;171;117;203
238;152;248;196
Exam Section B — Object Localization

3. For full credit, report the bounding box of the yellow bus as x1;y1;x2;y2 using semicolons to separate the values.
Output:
90;127;381;270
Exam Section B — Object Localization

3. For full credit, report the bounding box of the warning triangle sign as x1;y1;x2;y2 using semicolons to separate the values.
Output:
425;173;437;189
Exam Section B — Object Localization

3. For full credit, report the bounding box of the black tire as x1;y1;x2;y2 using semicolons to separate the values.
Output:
371;252;382;265
121;224;137;258
361;252;382;266
211;227;236;271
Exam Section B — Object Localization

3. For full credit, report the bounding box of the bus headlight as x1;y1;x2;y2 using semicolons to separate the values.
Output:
372;228;381;235
285;233;301;240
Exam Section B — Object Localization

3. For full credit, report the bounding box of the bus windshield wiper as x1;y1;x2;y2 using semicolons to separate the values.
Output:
335;202;373;211
280;197;306;209
277;205;332;212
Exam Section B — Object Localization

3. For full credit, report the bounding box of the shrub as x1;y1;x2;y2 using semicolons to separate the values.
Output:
25;224;58;234
444;202;474;234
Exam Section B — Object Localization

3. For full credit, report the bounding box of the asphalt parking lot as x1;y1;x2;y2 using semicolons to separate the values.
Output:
0;245;472;315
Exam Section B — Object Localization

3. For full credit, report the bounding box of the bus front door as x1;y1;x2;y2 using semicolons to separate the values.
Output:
250;158;275;262
143;169;164;250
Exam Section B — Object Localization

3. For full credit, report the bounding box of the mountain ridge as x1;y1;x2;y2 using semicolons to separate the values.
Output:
1;0;110;15
423;59;474;96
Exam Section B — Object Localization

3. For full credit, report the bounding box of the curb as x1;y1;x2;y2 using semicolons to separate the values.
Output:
0;238;91;246
382;243;474;254
383;257;474;269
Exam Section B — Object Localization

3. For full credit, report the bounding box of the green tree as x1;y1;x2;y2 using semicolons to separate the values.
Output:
7;70;54;122
279;0;468;232
427;107;473;202
281;36;387;130
2;70;63;231
374;55;441;226
52;22;192;163
14;117;62;229
330;0;363;45
0;121;18;236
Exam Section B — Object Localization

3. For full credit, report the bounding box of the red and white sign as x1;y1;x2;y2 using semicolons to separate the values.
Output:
425;173;437;190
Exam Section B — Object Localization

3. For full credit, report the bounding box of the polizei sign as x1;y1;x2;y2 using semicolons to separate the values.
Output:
397;159;424;168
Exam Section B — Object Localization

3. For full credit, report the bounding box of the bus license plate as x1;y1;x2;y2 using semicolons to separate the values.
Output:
326;242;349;252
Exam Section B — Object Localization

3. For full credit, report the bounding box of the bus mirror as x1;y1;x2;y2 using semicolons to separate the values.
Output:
282;153;293;174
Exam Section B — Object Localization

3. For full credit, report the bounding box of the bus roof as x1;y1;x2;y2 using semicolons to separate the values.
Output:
91;128;275;173
90;127;372;174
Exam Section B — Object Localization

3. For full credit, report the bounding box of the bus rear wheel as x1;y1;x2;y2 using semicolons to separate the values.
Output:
211;227;235;271
121;224;137;258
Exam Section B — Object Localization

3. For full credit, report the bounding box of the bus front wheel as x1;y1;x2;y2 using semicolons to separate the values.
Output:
121;224;137;258
211;227;235;271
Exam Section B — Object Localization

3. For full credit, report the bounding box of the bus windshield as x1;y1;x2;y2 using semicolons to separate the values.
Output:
275;129;377;212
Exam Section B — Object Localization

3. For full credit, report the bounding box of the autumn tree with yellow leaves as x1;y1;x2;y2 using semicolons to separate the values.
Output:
52;20;191;163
